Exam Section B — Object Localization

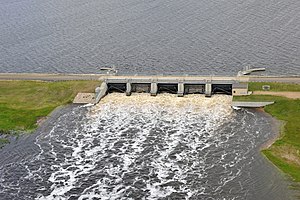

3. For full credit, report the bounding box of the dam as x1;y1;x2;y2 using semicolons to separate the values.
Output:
91;76;249;104
1;72;298;107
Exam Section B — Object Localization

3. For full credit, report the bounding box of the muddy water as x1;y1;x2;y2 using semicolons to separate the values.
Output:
0;94;296;199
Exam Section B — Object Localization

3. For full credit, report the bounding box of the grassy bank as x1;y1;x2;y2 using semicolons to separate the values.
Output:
234;82;300;182
248;82;300;92
0;80;100;134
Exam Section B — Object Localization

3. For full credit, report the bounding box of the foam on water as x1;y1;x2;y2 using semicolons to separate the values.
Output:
0;94;296;199
39;94;236;199
41;94;237;199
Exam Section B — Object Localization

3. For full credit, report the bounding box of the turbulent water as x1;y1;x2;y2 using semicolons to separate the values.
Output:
0;94;295;199
1;0;300;75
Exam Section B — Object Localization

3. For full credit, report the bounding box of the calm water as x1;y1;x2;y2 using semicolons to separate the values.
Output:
0;94;296;199
0;0;300;75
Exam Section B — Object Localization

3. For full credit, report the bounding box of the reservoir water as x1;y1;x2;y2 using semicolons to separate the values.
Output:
0;94;296;199
0;0;300;75
0;0;299;198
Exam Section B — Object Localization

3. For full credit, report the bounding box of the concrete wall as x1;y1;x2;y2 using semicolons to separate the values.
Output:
232;88;248;96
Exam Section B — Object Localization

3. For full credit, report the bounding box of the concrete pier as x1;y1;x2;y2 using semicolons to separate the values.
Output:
178;82;184;97
238;67;266;76
232;101;274;108
205;82;212;97
150;81;158;96
126;81;132;96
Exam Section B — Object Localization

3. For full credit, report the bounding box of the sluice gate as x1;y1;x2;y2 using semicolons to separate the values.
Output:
92;76;248;104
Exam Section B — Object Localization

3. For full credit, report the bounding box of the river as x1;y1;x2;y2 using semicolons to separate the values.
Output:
0;94;296;199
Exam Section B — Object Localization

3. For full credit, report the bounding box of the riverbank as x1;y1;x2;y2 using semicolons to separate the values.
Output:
0;80;100;146
1;80;300;184
234;82;300;182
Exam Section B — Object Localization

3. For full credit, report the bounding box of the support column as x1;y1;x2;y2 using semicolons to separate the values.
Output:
126;80;132;96
177;81;184;97
205;82;212;97
150;81;158;96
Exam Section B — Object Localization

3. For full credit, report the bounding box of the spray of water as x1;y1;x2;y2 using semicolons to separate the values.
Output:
0;93;294;200
38;94;236;199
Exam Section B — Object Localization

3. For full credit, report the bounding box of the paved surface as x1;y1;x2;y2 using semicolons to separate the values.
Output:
232;101;275;108
0;73;299;83
0;73;106;81
253;91;300;99
73;93;95;104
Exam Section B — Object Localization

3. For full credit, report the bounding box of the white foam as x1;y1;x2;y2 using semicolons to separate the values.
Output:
36;94;238;199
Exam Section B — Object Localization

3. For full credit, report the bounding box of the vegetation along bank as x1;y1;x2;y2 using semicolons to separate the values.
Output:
0;80;299;184
0;80;100;147
234;82;300;182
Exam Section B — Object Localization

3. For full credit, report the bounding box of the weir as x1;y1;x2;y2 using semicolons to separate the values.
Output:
92;76;249;104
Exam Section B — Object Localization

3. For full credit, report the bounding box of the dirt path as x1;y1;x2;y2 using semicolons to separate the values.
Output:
253;91;300;99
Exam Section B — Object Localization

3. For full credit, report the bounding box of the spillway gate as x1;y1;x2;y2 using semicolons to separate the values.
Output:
93;76;248;104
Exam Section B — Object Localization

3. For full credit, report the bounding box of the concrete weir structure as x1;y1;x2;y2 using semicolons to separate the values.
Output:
94;75;247;104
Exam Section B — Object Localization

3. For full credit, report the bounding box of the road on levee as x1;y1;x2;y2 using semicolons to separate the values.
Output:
0;73;299;83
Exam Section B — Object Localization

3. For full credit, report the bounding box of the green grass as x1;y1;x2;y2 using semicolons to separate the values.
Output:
0;80;100;132
234;82;300;182
249;82;300;92
263;149;300;182
233;95;287;102
234;95;300;147
264;98;300;147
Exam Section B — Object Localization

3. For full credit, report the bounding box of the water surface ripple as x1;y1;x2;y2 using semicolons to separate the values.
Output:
0;0;300;75
0;94;295;199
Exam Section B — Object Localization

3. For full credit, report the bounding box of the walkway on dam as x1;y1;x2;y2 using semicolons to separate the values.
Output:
0;73;300;83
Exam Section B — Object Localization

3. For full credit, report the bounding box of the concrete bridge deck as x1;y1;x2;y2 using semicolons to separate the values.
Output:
104;76;238;84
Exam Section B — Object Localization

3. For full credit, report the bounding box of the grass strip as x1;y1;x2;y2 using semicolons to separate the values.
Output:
0;80;100;132
248;82;300;92
262;149;300;182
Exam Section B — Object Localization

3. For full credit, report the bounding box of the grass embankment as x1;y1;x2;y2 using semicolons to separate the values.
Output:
0;80;100;136
234;82;300;181
248;82;300;92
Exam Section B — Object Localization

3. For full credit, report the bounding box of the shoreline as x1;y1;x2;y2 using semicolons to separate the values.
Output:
0;105;66;148
0;80;100;139
234;87;300;182
258;108;285;151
